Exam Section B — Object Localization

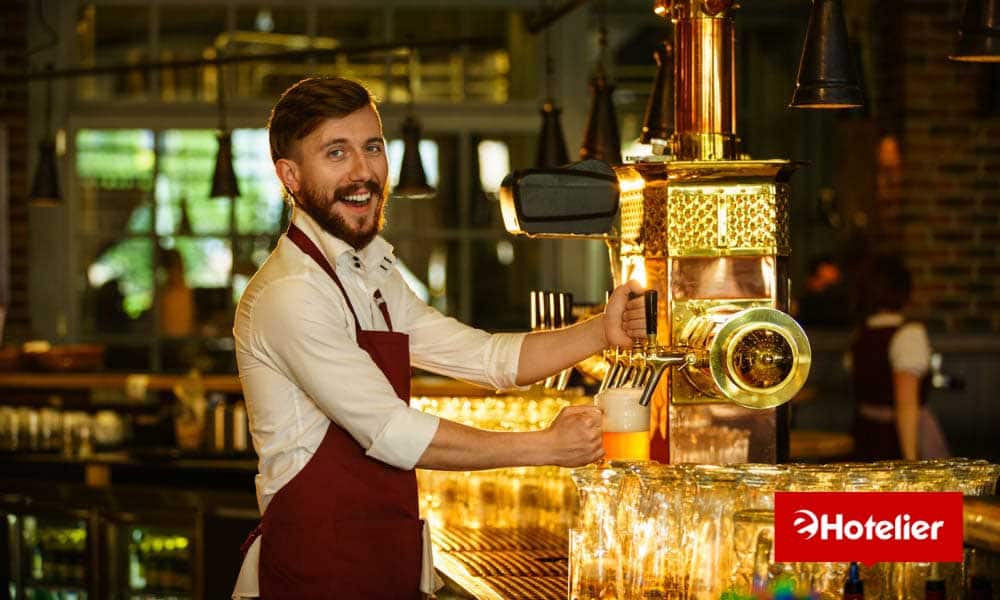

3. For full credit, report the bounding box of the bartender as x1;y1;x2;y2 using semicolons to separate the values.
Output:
232;76;647;599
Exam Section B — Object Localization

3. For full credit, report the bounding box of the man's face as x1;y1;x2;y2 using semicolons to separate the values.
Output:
278;105;389;250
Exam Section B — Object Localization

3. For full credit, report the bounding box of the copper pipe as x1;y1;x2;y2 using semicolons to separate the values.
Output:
672;1;738;160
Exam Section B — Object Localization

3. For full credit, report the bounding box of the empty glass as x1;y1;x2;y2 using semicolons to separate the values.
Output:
569;466;624;600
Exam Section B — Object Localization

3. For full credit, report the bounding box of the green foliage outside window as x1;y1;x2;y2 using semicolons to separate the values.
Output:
80;127;284;325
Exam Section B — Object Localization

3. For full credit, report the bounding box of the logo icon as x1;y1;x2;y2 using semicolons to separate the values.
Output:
775;492;963;565
792;509;818;539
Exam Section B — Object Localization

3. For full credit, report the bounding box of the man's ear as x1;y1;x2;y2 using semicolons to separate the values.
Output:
275;158;300;195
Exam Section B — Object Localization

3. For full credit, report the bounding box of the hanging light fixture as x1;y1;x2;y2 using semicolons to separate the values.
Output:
789;0;865;109
210;54;240;198
393;49;436;200
639;41;673;151
949;0;1000;62
536;12;570;168
30;64;61;206
537;102;569;168
580;1;622;164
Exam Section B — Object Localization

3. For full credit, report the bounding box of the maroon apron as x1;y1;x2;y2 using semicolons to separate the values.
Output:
242;223;423;599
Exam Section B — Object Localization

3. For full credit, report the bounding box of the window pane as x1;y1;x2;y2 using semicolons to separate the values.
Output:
158;6;227;103
77;129;157;338
76;129;156;236
86;237;154;334
76;5;150;101
158;130;228;235
477;140;510;194
234;129;284;234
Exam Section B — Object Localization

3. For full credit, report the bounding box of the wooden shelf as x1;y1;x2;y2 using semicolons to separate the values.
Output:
0;372;497;398
0;372;243;393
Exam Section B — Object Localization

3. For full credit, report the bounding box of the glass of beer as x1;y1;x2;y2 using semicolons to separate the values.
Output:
594;387;650;461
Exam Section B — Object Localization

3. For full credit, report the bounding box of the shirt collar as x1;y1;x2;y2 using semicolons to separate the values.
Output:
866;311;904;328
289;207;397;281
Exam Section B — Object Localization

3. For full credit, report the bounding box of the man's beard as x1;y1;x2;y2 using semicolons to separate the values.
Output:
295;179;387;250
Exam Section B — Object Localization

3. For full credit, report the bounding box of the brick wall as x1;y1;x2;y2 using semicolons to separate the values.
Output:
873;0;1000;333
0;0;29;341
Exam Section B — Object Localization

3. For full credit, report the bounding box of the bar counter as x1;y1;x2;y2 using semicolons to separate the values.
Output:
0;449;563;599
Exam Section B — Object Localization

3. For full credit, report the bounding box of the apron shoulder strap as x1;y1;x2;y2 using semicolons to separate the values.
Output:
287;223;363;335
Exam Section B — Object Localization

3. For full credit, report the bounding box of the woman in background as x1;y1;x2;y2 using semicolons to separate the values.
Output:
849;255;950;461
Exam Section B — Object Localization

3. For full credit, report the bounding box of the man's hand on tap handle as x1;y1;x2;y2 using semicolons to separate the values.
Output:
604;280;647;347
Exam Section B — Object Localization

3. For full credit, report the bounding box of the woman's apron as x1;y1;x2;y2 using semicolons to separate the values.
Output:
241;223;422;599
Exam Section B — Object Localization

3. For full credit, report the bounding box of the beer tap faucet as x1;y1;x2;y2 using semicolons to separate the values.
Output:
632;290;697;407
598;289;696;402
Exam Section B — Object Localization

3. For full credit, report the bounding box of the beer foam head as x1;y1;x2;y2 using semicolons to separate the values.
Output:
595;388;650;433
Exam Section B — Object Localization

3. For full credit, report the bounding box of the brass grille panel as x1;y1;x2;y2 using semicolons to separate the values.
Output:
665;184;790;256
620;186;646;242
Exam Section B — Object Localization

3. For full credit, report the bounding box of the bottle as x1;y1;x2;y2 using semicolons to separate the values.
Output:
923;562;945;600
843;562;864;600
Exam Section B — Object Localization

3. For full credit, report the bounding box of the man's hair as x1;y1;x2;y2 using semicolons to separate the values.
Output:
267;77;377;163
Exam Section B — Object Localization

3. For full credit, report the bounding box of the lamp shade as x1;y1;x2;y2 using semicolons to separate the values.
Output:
210;132;240;198
790;0;864;109
535;100;570;168
950;0;1000;62
640;42;673;144
29;139;61;206
393;114;436;199
580;73;622;164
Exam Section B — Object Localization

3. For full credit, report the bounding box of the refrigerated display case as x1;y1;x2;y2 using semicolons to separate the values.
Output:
0;496;94;600
0;469;257;600
105;510;196;600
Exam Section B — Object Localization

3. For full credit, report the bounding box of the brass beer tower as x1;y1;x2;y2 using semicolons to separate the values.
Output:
501;0;811;463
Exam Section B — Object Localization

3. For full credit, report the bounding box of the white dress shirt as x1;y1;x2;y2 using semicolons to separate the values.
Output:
232;209;527;597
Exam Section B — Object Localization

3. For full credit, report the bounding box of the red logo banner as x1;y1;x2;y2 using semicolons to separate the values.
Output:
774;492;964;565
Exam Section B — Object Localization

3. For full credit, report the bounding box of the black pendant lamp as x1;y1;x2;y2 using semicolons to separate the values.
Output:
790;0;864;109
950;0;1000;62
537;102;570;168
580;71;622;164
30;140;61;206
535;25;570;168
211;132;240;198
30;65;61;206
580;2;622;164
639;42;673;146
210;58;240;198
393;50;436;200
393;114;435;200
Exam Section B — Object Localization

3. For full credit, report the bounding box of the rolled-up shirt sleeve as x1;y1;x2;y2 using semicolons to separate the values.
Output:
389;273;527;391
250;275;439;470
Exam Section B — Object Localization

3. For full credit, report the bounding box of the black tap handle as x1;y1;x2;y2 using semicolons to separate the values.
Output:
549;292;561;328
530;290;539;330
539;290;551;329
560;292;574;325
644;289;658;342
